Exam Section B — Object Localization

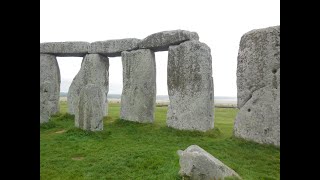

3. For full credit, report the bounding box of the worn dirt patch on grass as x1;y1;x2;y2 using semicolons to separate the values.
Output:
54;130;66;134
71;156;84;160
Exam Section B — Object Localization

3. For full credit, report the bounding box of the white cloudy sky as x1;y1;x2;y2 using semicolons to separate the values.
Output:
40;0;280;96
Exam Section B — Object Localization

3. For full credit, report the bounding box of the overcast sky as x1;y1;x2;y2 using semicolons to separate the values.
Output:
40;0;280;96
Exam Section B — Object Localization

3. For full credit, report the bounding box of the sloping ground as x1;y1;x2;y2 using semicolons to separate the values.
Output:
40;102;279;180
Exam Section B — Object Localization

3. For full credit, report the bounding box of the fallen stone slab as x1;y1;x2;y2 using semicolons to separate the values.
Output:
139;30;199;52
234;25;280;147
178;145;241;180
40;41;90;57
89;38;141;57
167;40;214;131
75;84;104;131
40;54;60;123
68;54;109;116
120;49;156;123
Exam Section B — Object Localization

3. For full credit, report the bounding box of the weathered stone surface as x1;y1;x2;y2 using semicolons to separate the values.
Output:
67;54;109;116
139;30;199;52
40;54;60;123
120;49;156;123
75;84;104;131
167;40;214;131
178;145;241;180
234;26;280;147
89;38;141;57
40;41;89;57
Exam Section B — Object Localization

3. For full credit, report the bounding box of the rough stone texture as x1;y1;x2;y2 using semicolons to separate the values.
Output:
120;49;156;123
234;25;280;147
178;145;241;180
89;38;141;57
67;54;109;116
75;84;104;131
40;54;60;123
167;40;214;132
139;30;199;52
40;41;89;57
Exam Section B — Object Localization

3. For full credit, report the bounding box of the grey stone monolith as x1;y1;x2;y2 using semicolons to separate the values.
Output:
139;30;199;52
120;49;156;123
40;54;60;123
89;38;141;57
67;54;109;116
40;41;89;57
178;145;241;180
234;26;280;147
167;40;214;131
75;84;104;131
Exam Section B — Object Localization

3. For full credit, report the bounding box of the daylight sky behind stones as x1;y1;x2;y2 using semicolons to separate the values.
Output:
40;0;280;96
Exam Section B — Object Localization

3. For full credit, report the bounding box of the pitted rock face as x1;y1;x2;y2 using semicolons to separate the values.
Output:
40;41;90;57
40;54;60;123
139;30;199;52
89;38;141;57
67;54;109;116
234;25;280;147
75;84;104;131
167;40;214;132
178;145;241;180
120;49;156;123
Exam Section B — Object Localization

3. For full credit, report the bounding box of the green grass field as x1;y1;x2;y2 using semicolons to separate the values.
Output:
40;102;280;180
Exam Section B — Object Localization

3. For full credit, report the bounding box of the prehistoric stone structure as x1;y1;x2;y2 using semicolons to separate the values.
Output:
167;40;214;131
120;49;156;123
67;54;109;115
75;84;105;131
234;26;280;147
40;54;60;123
178;145;241;180
40;29;214;132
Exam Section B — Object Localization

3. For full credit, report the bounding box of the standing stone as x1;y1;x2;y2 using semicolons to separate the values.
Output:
75;84;104;131
67;54;109;116
40;54;60;123
178;145;241;180
234;26;280;147
139;30;199;52
120;49;156;123
167;40;214;131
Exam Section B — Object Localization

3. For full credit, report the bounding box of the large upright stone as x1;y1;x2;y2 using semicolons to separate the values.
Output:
234;26;280;147
40;54;60;123
67;54;109;116
75;84;104;131
178;145;241;180
40;41;89;57
89;38;141;57
139;30;199;52
120;49;156;123
167;40;214;132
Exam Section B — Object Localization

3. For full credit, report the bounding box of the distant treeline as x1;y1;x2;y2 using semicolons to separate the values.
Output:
60;92;236;100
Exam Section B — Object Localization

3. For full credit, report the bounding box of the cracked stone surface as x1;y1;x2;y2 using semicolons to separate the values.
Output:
68;54;109;116
139;30;199;52
89;38;141;57
167;40;214;132
120;49;156;123
178;145;241;180
40;41;90;57
75;84;104;131
234;25;280;147
40;54;60;123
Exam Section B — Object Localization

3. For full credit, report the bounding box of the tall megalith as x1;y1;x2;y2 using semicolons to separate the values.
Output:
67;54;109;116
75;84;105;131
120;49;156;123
40;54;60;123
234;26;280;147
167;40;214;131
